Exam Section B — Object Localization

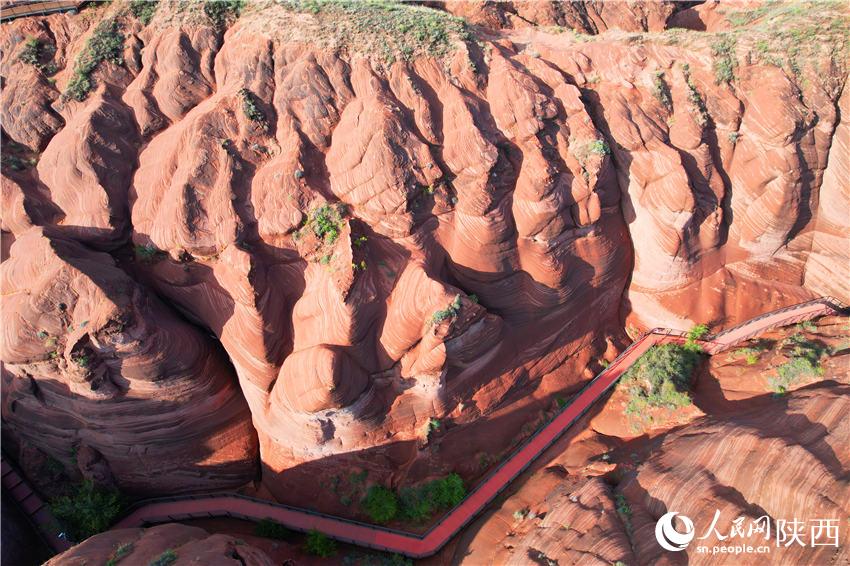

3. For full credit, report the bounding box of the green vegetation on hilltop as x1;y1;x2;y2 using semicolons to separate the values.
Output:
129;0;158;25
64;18;125;101
360;473;466;524
283;0;471;63
50;480;123;541
204;0;244;29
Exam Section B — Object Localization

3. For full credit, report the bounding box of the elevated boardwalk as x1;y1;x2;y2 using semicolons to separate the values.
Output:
0;1;82;22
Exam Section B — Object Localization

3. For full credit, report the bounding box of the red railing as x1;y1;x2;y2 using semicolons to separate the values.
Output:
0;0;82;22
6;296;846;557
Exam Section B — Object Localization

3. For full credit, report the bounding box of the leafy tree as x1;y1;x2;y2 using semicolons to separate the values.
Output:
304;529;337;557
51;481;123;541
362;485;398;524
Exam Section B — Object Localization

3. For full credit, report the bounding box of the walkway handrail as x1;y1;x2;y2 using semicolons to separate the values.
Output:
6;296;846;558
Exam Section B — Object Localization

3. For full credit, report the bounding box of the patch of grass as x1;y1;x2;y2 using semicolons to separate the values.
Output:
797;320;817;332
149;549;177;566
711;34;737;84
254;518;292;540
105;542;133;566
620;342;702;426
283;0;471;63
681;63;709;127
204;0;244;29
769;333;827;394
430;294;462;326
362;485;398;524
652;70;672;111
614;493;632;534
18;37;42;66
129;0;158;25
64;19;124;101
305;529;337;557
51;481;123;542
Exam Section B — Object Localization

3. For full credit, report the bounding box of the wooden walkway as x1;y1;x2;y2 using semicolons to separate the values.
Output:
5;296;846;558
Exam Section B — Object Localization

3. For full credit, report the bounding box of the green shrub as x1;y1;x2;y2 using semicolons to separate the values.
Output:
397;473;466;522
304;530;336;557
652;70;672;111
18;37;42;66
254;518;292;539
105;542;133;566
238;88;267;127
51;481;123;542
307;203;346;244
64;19;124;101
363;485;398;524
129;0;158;25
711;35;737;84
204;0;244;29
149;549;177;566
431;294;462;325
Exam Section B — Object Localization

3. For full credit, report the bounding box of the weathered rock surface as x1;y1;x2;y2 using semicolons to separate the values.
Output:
0;227;258;494
447;318;850;565
0;0;847;515
45;523;275;566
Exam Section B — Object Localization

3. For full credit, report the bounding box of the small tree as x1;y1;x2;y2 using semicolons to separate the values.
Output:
51;481;123;541
304;530;336;557
363;485;398;524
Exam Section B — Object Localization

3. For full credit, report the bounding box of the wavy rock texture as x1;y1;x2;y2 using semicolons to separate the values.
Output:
0;228;258;494
0;0;847;510
45;523;275;566
449;319;850;565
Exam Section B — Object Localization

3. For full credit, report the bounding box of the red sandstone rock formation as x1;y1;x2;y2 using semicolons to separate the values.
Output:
446;319;850;565
44;523;275;565
0;227;258;494
0;0;847;516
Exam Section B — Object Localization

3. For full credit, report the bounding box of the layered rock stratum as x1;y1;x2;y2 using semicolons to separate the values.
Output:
1;0;848;532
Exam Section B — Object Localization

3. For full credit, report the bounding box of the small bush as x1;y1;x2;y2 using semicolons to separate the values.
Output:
652;70;672;111
238;88;266;126
308;203;346;244
18;37;42;66
129;0;158;25
204;0;244;29
711;35;737;84
149;549;177;566
431;294;462;326
64;19;124;101
51;481;123;542
254;518;292;540
363;485;398;524
304;530;336;557
105;542;133;566
728;131;740;143
587;139;610;155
